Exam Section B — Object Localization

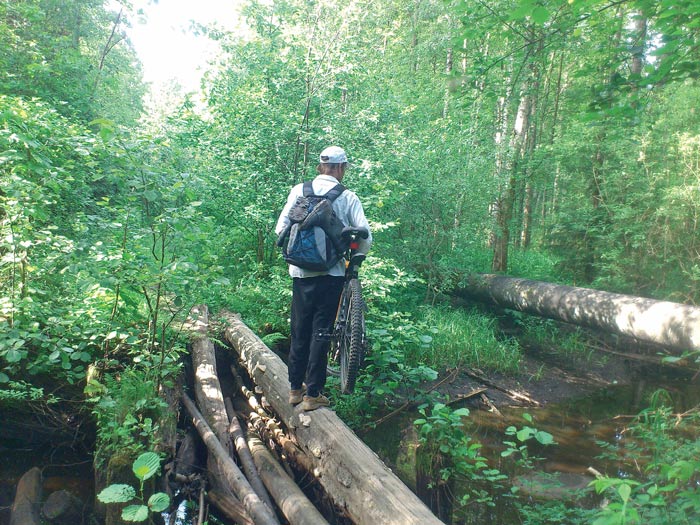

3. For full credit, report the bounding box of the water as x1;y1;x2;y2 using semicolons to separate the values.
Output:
0;442;94;525
360;372;700;524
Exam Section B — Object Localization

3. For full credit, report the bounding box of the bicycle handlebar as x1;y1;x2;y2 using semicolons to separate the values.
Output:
341;226;369;240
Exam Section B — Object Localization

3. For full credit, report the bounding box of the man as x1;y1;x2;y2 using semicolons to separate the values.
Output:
275;146;372;411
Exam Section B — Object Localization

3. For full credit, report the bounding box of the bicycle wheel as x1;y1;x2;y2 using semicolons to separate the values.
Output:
339;278;365;394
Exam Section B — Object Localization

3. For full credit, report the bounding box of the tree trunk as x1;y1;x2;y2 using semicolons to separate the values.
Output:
191;304;229;441
223;397;275;511
10;467;42;525
206;490;255;525
458;274;700;352
181;393;280;525
247;435;329;525
221;311;445;525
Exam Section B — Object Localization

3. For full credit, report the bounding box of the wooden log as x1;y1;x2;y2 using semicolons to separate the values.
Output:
462;368;540;406
41;490;83;525
207;490;255;525
191;304;230;442
457;274;700;352
224;397;276;511
181;392;280;525
221;311;445;525
10;467;42;525
249;411;316;474
247;435;329;525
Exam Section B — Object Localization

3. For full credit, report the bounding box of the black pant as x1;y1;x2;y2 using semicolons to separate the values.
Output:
289;275;344;397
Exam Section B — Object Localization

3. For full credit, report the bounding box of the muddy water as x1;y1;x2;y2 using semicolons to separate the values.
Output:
0;442;94;525
360;372;700;524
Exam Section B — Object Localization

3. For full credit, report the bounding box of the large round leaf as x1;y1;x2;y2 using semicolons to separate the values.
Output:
132;452;160;481
97;484;135;503
122;504;149;522
148;492;170;512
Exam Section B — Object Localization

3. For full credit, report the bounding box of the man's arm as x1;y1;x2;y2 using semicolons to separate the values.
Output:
347;195;372;255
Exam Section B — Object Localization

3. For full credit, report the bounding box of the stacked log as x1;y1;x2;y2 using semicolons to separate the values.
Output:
184;305;333;525
221;310;445;525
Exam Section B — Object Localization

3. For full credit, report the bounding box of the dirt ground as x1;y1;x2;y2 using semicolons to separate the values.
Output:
430;325;672;409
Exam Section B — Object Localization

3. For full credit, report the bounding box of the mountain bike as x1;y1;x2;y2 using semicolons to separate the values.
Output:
327;227;369;394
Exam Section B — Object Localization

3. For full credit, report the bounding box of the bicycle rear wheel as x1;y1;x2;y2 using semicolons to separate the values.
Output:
339;278;365;394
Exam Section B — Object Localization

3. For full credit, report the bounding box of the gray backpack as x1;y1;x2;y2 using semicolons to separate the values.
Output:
277;182;347;271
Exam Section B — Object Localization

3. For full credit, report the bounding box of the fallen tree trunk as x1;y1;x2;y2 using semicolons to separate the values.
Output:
457;274;700;352
248;435;329;525
207;490;255;525
181;392;280;525
191;304;230;441
11;467;42;525
224;397;275;511
221;311;445;525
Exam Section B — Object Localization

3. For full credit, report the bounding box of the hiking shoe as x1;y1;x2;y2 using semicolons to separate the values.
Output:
301;394;330;411
289;388;304;405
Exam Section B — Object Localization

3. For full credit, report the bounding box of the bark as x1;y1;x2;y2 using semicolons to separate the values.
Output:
41;490;83;525
247;435;329;525
206;490;255;525
224;397;275;511
221;311;445;525
10;467;42;525
181;392;280;525
191;304;229;442
458;274;700;352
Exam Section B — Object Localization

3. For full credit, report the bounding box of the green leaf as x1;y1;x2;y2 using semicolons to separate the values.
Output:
122;504;149;522
617;483;631;503
534;430;555;445
97;484;136;503
0;372;9;383
5;348;24;363
148;492;170;512
531;6;550;25
516;428;532;442
132;452;161;481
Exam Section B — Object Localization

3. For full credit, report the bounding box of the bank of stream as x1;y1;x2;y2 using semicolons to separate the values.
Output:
2;333;698;525
360;353;700;524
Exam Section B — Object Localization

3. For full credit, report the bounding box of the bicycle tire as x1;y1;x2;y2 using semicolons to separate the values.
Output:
339;278;365;394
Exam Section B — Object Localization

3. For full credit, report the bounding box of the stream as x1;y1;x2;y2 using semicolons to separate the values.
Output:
1;361;698;525
360;367;700;524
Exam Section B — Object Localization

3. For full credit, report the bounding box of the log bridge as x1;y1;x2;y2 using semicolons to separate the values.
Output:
176;305;444;525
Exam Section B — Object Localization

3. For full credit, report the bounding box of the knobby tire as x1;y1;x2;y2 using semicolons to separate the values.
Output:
339;278;364;394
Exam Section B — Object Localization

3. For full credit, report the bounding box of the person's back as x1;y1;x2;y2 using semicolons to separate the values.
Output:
275;146;371;410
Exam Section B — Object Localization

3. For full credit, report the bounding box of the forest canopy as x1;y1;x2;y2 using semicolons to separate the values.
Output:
2;2;700;524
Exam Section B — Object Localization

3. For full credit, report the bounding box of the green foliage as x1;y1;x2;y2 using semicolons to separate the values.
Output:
89;368;170;466
502;413;557;471
589;391;700;524
97;452;170;523
415;403;508;508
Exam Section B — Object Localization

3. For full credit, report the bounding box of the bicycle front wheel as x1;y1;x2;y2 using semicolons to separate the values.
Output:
339;278;365;394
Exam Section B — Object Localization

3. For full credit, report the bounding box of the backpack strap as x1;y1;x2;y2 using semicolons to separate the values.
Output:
324;183;346;202
302;181;314;197
301;181;346;201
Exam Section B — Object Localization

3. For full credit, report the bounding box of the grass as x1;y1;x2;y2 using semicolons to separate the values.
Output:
410;305;521;374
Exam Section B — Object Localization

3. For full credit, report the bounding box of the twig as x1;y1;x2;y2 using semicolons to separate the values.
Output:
368;368;461;428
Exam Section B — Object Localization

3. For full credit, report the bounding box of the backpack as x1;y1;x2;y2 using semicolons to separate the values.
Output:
277;181;347;271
